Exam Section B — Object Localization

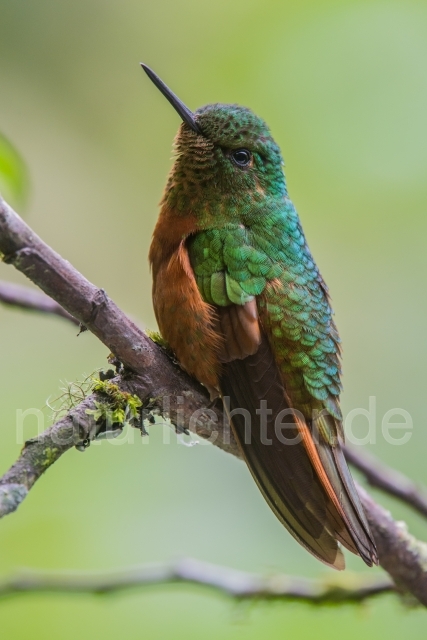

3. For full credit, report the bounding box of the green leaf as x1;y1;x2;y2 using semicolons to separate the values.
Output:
0;133;29;208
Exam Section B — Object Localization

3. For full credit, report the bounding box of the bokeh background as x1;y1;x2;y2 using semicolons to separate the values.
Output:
1;0;427;637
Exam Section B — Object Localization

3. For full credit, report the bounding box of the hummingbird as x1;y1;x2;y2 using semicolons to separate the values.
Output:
142;64;378;569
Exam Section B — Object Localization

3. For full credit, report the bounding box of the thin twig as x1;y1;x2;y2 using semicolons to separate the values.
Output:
0;280;78;325
0;558;395;604
345;446;427;519
1;196;427;606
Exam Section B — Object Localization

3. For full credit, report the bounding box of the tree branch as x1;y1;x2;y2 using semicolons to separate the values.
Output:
0;197;154;374
1;195;427;606
2;277;425;524
358;486;427;604
0;280;78;325
1;280;425;527
0;558;395;604
0;396;96;518
345;446;427;520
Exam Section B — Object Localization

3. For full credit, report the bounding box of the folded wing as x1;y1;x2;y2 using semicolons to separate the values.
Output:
220;306;377;568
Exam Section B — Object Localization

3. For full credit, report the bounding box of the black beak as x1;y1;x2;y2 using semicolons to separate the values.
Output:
141;63;202;135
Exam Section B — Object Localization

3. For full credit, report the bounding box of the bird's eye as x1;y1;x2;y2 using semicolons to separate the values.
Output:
231;148;252;167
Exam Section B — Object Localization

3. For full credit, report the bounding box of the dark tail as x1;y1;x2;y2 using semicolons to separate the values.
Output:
220;333;378;569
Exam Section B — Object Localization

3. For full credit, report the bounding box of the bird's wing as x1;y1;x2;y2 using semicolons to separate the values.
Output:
220;330;376;568
186;226;377;568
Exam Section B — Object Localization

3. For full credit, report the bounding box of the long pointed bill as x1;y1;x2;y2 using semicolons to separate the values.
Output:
141;63;202;135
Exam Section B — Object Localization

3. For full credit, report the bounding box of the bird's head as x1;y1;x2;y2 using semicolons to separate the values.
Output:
141;65;287;221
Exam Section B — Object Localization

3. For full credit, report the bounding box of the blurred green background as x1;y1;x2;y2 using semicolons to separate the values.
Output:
1;0;427;637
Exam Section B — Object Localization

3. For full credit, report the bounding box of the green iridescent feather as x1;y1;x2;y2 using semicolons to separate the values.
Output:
164;103;343;441
187;201;343;430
